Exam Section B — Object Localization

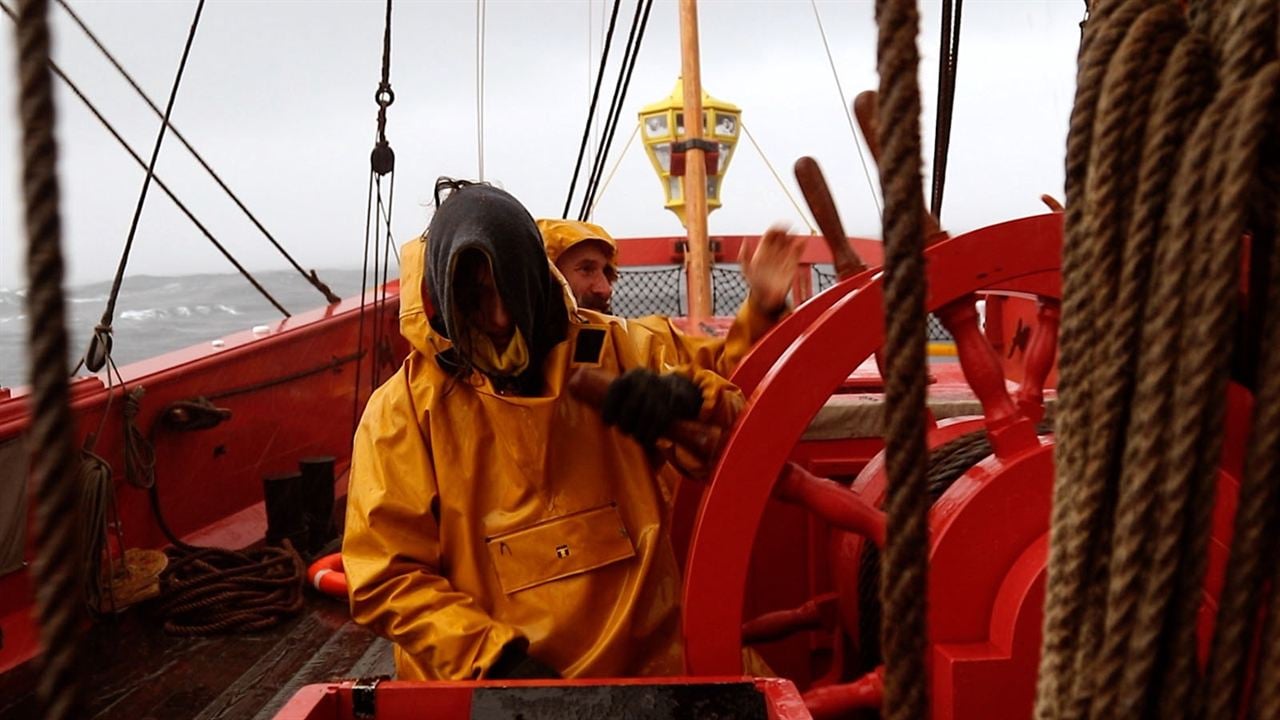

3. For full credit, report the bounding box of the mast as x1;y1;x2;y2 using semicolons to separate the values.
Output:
678;0;712;327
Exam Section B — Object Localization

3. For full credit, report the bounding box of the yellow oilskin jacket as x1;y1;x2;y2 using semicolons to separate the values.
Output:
344;235;742;681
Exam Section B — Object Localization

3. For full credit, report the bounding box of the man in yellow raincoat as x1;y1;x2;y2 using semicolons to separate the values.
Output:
344;180;743;681
537;218;805;378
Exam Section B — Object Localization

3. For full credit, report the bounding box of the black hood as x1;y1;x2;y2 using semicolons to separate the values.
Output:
426;183;567;387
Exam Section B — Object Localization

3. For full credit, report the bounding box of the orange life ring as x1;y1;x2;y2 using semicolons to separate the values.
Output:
307;552;348;599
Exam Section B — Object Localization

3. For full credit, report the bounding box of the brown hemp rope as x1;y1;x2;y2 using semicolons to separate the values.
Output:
873;0;930;717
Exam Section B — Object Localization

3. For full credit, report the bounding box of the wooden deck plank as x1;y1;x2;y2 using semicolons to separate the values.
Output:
247;620;381;720
0;593;371;720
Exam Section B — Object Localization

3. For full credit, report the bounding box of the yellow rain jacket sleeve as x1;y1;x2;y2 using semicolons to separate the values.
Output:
344;239;744;681
622;297;784;382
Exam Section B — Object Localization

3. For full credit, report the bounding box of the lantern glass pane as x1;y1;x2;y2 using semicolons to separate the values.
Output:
707;176;719;200
644;113;669;138
675;112;684;135
668;176;682;201
715;113;737;136
653;143;671;172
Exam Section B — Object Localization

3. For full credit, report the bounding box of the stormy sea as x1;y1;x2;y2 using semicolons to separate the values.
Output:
0;264;740;389
0;269;370;389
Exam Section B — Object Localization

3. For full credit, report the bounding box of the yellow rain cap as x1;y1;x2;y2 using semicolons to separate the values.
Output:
536;218;619;270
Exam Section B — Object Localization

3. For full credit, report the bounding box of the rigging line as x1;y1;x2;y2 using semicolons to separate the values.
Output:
98;0;207;331
580;0;652;221
88;0;216;375
475;0;486;181
809;0;881;217
564;0;623;218
375;172;396;391
51;0;338;305
929;0;962;221
0;1;289;322
371;175;385;395
741;121;819;235
579;0;647;220
352;168;376;436
578;0;645;220
586;121;640;218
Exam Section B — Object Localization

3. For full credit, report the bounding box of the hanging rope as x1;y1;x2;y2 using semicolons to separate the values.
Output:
355;0;397;428
475;0;486;180
0;0;291;336
872;0;930;716
928;0;962;221
13;0;83;716
740;121;818;235
51;0;339;306
1036;1;1280;718
579;0;654;221
810;0;882;217
564;0;622;218
83;0;208;373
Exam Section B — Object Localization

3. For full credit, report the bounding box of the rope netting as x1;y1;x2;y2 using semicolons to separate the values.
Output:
613;266;685;317
1037;1;1280;719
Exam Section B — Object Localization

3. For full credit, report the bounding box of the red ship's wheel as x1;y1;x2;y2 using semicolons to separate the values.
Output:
683;213;1064;677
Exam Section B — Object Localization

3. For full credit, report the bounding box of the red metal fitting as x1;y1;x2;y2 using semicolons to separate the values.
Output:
1014;300;1060;423
935;298;1038;457
802;667;884;718
775;462;886;547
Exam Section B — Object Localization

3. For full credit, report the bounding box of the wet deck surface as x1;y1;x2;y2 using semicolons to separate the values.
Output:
0;592;392;720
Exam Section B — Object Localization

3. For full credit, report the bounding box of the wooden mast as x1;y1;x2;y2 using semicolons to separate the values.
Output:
678;0;712;328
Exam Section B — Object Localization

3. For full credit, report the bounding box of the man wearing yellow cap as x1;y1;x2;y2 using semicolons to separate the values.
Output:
537;218;804;378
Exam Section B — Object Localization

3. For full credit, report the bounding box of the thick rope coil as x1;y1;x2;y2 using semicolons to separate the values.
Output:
1036;3;1161;715
1069;10;1186;715
157;543;305;636
14;0;84;717
1039;1;1280;718
1204;79;1280;717
872;0;930;717
1091;28;1214;720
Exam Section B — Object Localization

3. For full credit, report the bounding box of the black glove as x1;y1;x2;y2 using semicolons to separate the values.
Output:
487;642;561;679
602;369;703;446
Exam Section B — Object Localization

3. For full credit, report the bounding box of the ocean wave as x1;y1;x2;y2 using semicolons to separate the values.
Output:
120;308;167;321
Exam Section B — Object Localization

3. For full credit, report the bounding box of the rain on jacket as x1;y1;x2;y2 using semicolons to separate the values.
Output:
345;201;743;682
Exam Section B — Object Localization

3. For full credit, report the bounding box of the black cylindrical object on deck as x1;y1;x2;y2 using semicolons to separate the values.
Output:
299;456;336;555
262;471;307;550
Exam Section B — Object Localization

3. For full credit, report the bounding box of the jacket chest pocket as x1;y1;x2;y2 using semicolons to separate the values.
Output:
485;503;636;595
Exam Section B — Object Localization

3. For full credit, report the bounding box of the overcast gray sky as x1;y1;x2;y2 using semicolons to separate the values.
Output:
0;0;1083;290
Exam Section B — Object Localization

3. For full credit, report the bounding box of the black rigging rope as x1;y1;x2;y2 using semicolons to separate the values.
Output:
0;0;291;346
52;0;339;306
355;0;397;428
929;0;963;222
563;0;623;218
85;0;213;373
578;0;654;221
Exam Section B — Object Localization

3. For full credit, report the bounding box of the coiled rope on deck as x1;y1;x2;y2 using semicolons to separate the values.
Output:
872;0;930;717
13;0;83;716
1036;1;1280;718
119;389;306;636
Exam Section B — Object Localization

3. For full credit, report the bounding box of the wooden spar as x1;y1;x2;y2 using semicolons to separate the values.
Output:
678;0;712;327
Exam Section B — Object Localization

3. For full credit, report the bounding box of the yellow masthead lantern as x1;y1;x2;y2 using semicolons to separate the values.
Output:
638;78;741;227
